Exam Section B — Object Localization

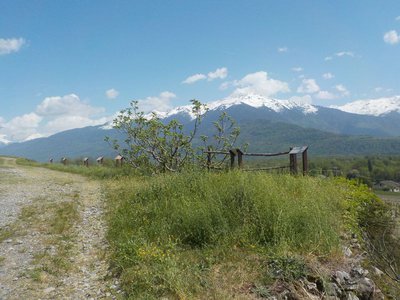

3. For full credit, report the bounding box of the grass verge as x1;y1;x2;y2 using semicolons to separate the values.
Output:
16;157;138;179
104;171;380;299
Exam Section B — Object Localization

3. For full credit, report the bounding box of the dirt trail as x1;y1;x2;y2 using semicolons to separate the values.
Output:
0;158;119;299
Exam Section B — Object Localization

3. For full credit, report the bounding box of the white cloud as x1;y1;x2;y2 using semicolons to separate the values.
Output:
335;51;354;57
43;115;108;134
0;113;42;142
207;67;227;81
322;72;334;79
24;133;44;141
219;81;231;90
278;47;288;53
383;30;400;45
0;134;11;144
231;71;290;97
396;16;400;21
316;91;336;100
325;51;355;61
182;67;228;84
297;78;320;94
335;84;350;96
0;94;107;143
36;94;104;117
289;95;312;105
137;91;176;113
292;67;303;72
0;38;25;55
374;87;383;93
182;73;207;84
106;88;119;99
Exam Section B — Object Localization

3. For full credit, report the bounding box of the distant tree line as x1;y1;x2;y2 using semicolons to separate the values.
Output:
308;156;400;186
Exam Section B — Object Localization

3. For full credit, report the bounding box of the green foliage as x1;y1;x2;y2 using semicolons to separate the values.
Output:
309;155;400;184
106;99;207;173
104;171;378;298
107;100;243;173
236;120;400;156
268;256;308;281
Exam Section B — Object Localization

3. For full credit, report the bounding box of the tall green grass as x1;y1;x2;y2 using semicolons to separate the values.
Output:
105;171;361;298
109;171;343;252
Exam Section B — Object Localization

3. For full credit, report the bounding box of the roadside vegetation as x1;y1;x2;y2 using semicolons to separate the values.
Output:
8;101;400;298
105;172;348;298
15;157;138;179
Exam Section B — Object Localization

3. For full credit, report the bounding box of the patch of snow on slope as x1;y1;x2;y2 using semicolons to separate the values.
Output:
206;94;318;114
331;96;400;116
101;94;319;128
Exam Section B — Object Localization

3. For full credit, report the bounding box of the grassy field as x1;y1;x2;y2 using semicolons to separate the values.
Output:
13;156;399;298
103;171;386;299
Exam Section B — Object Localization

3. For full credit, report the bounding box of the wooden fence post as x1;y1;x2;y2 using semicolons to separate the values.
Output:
229;149;236;170
207;147;212;171
236;148;243;169
290;153;297;175
302;148;308;175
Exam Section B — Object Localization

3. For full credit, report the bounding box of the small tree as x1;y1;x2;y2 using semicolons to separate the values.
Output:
106;99;243;173
198;112;246;169
106;99;208;173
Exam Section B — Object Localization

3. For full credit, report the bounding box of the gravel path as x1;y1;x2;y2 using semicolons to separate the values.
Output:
0;158;119;299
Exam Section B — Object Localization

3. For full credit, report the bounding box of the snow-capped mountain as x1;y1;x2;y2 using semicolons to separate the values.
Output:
331;96;400;116
3;93;400;162
153;94;318;120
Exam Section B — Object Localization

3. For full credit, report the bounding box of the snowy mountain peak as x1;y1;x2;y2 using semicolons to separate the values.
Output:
153;94;318;121
101;94;319;129
205;93;318;114
331;96;400;116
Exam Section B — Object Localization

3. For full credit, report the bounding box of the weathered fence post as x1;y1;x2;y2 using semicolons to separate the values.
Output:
290;153;297;174
236;148;243;169
207;147;212;171
115;155;124;167
96;156;104;165
229;149;236;170
289;147;297;175
302;148;308;175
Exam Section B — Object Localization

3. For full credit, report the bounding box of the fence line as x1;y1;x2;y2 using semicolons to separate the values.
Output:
205;146;308;175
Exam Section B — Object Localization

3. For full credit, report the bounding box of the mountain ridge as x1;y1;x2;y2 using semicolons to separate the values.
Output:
2;94;400;162
331;95;400;116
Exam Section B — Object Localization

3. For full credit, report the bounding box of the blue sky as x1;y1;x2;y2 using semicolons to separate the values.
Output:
0;1;399;142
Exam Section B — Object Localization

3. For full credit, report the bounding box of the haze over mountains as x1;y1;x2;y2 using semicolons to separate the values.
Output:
1;94;400;162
